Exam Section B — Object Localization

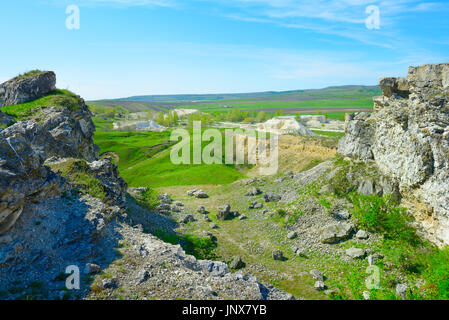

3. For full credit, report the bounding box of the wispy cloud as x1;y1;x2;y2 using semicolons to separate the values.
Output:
209;0;448;49
55;0;176;8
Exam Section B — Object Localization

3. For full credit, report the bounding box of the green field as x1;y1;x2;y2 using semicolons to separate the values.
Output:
88;85;379;116
94;128;246;188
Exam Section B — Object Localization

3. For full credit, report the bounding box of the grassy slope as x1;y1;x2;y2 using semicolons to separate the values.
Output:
1;89;82;120
94;128;246;188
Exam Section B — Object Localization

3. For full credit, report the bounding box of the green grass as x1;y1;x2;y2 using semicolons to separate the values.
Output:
49;159;107;203
177;98;374;113
94;129;246;188
1;89;82;121
11;70;46;81
153;229;217;260
312;130;345;138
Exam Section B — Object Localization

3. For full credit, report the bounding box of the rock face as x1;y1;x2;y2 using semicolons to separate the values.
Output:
0;71;99;234
0;71;56;106
338;63;449;246
0;127;66;234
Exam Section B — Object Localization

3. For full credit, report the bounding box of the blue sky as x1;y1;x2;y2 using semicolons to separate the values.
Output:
0;0;448;99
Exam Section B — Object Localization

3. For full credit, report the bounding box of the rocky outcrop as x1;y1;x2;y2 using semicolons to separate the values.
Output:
0;126;66;234
338;63;449;246
0;71;99;234
0;112;13;128
0;71;56;106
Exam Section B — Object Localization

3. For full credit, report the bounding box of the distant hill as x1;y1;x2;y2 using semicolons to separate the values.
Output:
87;85;380;116
111;85;380;103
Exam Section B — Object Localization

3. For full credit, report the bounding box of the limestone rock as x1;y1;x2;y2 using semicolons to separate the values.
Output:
345;247;366;259
229;256;245;269
321;222;355;243
272;250;285;261
338;63;449;246
356;230;369;240
309;269;324;281
217;204;231;220
314;281;325;291
0;71;56;106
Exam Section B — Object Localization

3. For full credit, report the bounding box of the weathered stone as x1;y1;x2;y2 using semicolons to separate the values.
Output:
338;63;449;246
332;208;351;221
368;253;383;266
0;71;56;106
287;231;298;239
321;222;355;243
181;215;195;224
272;250;285;261
363;291;370;300
314;281;325;291
102;278;118;289
84;263;101;274
309;269;324;281
194;190;209;199
229;256;245;269
263;193;281;203
197;206;207;214
245;187;261;196
217;204;231;220
356;230;369;240
396;283;408;299
345;247;366;259
379;77;410;98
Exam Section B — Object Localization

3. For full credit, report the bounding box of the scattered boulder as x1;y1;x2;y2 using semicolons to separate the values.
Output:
249;201;264;210
84;263;101;275
217;204;231;220
309;269;324;281
292;247;307;257
210;223;217;229
314;281;325;291
332;208;351;221
102;278;118;289
345;247;366;259
272;250;285;261
356;230;369;240
245;187;261;196
238;215;247;221
135;269;150;284
287;231;298;239
363;291;370;300
199;260;229;277
229;256;245;270
194;190;209;199
187;189;197;196
197;206;207;214
396;283;408;299
181;215;195;224
263;193;281;203
321;222;355;243
368;253;383;266
159;193;173;204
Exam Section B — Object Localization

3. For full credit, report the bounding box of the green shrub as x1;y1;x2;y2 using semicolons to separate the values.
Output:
50;159;107;202
136;188;159;210
423;248;449;299
153;229;217;260
350;194;419;245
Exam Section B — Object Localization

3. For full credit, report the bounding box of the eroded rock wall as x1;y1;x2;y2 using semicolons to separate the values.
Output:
338;63;449;245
